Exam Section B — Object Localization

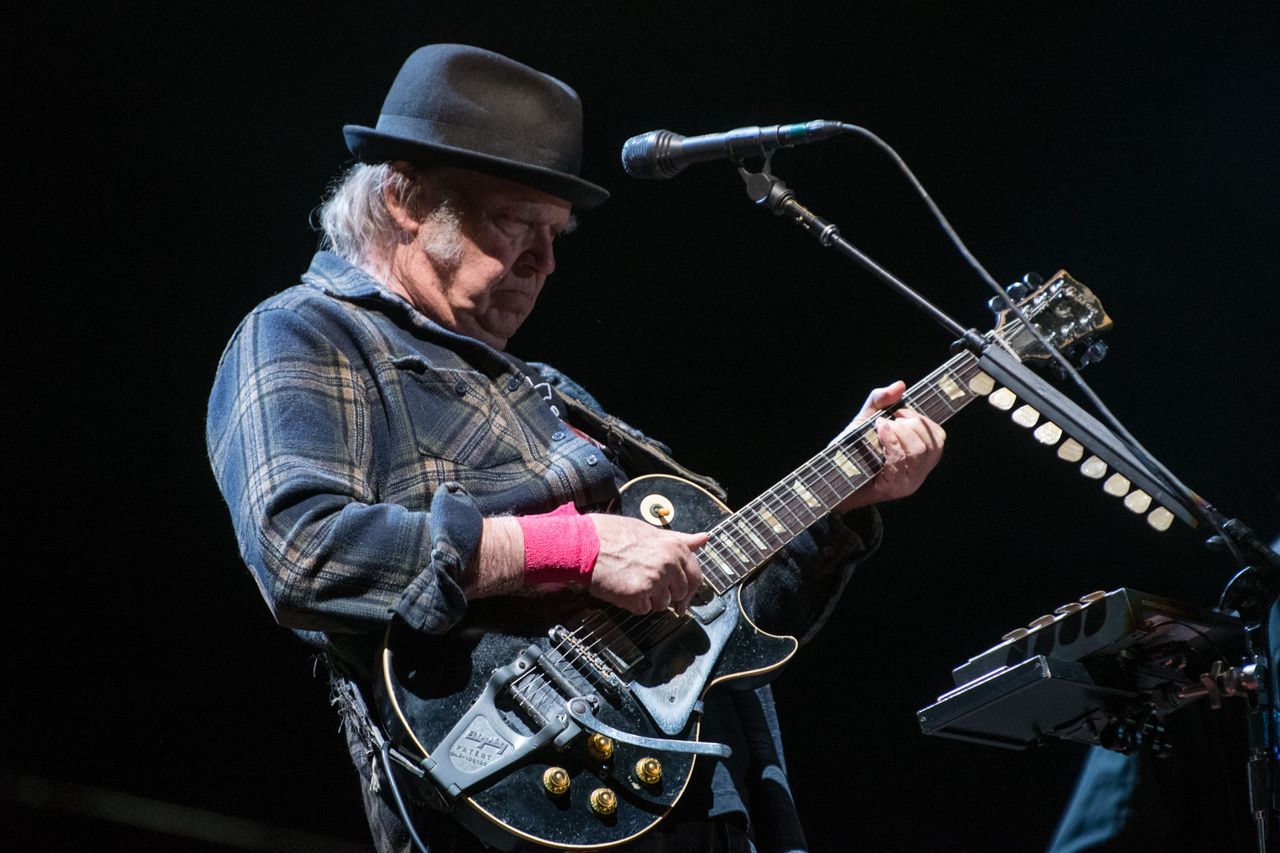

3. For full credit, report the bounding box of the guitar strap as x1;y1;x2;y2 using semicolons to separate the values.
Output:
558;393;729;502
512;357;729;502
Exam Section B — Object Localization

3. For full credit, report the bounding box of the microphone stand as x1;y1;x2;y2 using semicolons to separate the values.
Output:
737;160;1280;850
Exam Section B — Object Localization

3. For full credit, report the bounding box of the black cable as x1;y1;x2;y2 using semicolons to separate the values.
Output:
833;122;1244;564
379;741;432;853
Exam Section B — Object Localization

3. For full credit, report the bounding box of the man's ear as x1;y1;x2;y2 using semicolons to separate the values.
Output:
384;178;422;235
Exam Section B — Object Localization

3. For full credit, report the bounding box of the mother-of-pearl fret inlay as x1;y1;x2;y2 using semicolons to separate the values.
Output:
758;507;786;534
695;340;1029;596
790;479;821;509
735;520;767;549
937;374;965;400
832;448;861;477
703;549;734;577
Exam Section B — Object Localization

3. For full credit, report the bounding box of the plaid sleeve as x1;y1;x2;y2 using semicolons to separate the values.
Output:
206;304;471;635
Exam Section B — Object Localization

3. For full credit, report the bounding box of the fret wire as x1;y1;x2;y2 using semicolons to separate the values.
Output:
700;543;736;591
800;452;853;503
714;501;778;567
800;454;855;510
754;481;813;541
727;515;772;562
709;522;756;579
710;537;749;582
694;348;1001;593
773;477;823;531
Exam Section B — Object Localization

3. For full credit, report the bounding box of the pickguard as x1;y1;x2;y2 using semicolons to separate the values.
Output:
628;597;739;734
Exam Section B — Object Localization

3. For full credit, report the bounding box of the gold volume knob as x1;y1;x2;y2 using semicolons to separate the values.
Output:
589;787;617;816
542;767;570;796
634;756;663;785
587;734;614;761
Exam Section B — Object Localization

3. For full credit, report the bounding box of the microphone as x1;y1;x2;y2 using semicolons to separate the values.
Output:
621;120;846;179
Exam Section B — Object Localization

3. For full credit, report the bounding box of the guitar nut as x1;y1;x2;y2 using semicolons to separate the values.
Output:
542;767;570;796
589;787;617;816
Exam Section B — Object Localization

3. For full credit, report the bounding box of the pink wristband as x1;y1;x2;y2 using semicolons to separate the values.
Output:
517;502;599;587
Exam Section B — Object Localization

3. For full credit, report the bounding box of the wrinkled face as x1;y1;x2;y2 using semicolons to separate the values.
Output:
406;168;574;350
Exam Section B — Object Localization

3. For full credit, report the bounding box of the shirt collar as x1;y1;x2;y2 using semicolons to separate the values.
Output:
301;251;510;365
302;251;405;306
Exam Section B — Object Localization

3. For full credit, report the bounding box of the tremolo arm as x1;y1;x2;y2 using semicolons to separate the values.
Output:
565;696;731;758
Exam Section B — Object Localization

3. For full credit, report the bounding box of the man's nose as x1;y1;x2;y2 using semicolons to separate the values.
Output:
514;229;556;278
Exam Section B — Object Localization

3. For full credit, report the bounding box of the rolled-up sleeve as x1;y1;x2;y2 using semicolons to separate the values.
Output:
206;305;473;635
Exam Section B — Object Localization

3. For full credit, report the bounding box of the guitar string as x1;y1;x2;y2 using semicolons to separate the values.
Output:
560;352;983;660
513;360;984;715
560;357;978;673
507;340;1001;713
556;355;983;667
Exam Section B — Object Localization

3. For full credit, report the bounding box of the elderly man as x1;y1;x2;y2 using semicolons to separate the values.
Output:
208;44;943;852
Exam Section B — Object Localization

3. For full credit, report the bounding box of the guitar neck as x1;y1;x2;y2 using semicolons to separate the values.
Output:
698;349;991;594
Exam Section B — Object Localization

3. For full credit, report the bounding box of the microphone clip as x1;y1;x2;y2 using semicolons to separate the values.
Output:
740;163;841;247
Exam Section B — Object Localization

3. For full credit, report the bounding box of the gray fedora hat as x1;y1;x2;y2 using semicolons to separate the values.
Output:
344;44;609;209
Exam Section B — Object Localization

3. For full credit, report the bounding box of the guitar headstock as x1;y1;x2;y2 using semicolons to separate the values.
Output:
993;270;1113;367
977;272;1181;533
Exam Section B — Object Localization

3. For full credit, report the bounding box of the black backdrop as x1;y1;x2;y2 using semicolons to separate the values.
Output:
12;3;1280;851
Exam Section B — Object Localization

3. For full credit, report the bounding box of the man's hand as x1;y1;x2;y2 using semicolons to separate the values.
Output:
836;381;946;514
587;514;707;615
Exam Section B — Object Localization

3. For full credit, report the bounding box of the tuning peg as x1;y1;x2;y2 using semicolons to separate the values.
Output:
1077;340;1109;367
1005;280;1030;302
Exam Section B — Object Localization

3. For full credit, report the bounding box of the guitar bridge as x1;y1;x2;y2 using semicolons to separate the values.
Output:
549;626;628;695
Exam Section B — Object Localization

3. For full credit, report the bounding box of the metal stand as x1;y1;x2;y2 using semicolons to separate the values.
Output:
737;158;1280;849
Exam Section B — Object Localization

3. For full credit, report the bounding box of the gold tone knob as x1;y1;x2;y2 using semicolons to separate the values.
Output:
587;734;614;761
542;767;570;796
635;756;663;785
589;787;617;815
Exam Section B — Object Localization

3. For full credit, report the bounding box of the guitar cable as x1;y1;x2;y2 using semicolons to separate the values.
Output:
380;740;432;853
831;122;1247;568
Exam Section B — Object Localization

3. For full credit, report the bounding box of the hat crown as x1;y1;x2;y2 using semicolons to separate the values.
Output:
344;44;607;207
377;45;583;175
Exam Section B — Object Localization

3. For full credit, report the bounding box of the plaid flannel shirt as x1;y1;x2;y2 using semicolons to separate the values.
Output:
207;252;882;850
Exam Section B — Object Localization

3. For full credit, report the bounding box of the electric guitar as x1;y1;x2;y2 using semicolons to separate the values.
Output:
377;271;1115;850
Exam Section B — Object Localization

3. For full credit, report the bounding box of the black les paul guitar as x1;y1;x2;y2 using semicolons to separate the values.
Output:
377;272;1111;850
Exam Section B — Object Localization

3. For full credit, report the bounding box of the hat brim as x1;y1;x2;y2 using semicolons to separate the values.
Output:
344;125;609;210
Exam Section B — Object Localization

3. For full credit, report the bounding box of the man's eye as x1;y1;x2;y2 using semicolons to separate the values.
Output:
493;216;529;237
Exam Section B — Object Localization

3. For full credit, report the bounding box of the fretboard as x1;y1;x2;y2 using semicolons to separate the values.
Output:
696;349;992;594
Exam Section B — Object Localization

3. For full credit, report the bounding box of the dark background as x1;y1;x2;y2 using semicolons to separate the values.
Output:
11;2;1279;850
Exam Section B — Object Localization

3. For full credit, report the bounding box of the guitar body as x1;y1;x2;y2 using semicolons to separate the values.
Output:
378;475;798;851
375;270;1111;850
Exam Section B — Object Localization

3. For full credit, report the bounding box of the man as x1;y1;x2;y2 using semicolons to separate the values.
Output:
207;44;944;852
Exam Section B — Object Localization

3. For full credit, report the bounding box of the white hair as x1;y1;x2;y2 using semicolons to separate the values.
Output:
316;162;576;272
316;161;451;265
